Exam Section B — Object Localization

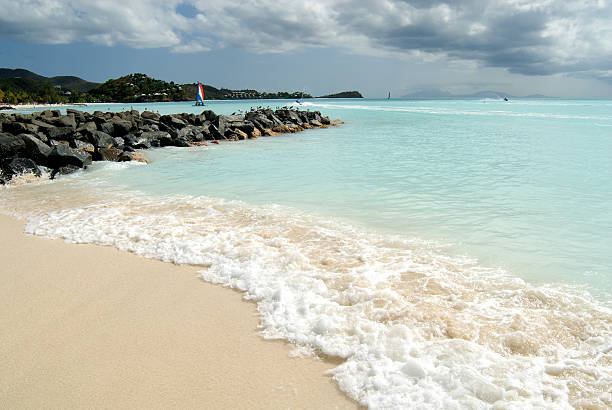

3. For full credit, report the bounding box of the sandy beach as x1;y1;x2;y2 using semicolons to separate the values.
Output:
0;214;357;409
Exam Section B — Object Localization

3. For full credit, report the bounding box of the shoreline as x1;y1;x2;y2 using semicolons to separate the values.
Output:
0;213;358;409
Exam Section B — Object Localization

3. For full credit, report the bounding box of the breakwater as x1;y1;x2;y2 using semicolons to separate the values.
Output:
0;107;333;184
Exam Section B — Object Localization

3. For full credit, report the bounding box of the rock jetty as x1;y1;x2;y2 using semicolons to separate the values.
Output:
0;107;333;184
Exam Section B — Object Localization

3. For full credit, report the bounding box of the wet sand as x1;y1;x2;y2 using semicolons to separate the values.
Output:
0;214;358;409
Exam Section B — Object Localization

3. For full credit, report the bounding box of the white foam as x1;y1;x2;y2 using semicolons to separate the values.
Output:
3;186;610;409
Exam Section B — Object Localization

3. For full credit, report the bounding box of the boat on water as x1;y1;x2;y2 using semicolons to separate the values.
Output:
195;82;205;106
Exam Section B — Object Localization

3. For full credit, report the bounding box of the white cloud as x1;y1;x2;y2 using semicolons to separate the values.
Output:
1;0;611;81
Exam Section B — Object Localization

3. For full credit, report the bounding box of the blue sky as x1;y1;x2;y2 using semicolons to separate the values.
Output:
1;0;612;98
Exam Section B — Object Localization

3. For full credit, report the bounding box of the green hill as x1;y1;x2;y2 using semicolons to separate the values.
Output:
88;73;186;102
318;91;363;98
0;68;99;92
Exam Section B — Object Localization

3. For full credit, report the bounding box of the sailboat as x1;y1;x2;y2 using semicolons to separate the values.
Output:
195;82;205;106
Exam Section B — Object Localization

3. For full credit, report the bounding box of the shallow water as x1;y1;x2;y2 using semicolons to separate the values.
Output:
1;98;611;408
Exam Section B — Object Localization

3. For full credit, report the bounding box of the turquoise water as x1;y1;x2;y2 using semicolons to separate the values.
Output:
3;98;611;408
88;98;612;295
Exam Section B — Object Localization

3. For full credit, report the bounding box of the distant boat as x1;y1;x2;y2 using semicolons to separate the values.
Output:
195;82;205;106
504;96;509;101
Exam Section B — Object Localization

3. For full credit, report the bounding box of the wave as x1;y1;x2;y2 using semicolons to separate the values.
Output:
3;180;610;409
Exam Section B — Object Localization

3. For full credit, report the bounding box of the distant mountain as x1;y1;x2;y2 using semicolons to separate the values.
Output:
402;88;552;99
0;68;99;93
318;91;363;98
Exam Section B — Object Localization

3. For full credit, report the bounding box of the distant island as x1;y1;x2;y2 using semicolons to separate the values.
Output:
401;88;553;99
318;91;363;98
0;68;363;104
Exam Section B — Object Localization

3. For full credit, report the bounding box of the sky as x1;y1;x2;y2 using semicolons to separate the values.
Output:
1;0;612;98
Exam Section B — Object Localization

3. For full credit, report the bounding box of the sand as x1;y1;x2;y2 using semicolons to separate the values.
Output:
0;214;358;409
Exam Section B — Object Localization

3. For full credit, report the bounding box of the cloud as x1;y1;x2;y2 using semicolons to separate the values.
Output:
1;0;611;82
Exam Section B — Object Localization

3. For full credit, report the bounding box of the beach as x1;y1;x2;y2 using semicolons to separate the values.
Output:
0;214;357;409
1;98;611;408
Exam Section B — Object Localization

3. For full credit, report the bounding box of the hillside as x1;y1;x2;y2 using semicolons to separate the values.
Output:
0;68;99;92
318;91;363;98
88;73;185;102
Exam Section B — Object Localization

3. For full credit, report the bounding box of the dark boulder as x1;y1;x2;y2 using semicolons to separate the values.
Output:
50;165;80;179
47;126;74;140
140;131;173;147
124;133;152;149
1;157;41;180
48;144;92;168
0;132;25;158
90;131;114;149
66;109;87;123
3;121;39;136
160;115;187;128
98;121;114;136
76;121;97;133
200;110;218;123
141;111;160;121
54;114;76;129
20;134;52;163
111;120;132;137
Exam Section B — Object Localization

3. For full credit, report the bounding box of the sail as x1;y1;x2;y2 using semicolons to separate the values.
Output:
196;83;205;104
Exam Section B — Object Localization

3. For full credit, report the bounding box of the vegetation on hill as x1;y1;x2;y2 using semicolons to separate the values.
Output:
88;73;185;102
318;91;363;98
0;78;86;104
0;68;358;104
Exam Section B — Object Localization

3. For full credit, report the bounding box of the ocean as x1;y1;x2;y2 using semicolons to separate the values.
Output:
2;98;611;408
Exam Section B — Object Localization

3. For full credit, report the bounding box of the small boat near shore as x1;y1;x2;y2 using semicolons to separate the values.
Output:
194;82;205;106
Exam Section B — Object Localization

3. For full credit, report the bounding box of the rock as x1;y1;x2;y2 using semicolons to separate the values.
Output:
140;111;160;121
140;131;172;147
234;129;249;140
250;128;262;138
310;120;323;127
76;121;97;134
20;134;52;163
124;133;151;149
50;165;80;179
1;157;41;180
50;139;70;147
55;114;76;129
321;116;331;125
48;144;92;168
98;121;114;136
217;114;255;135
117;151;133;162
91;131;114;149
51;110;61;118
160;115;187;128
111;120;132;137
272;125;293;134
66;109;87;123
3;121;39;136
262;129;279;137
113;137;125;150
97;147;124;162
74;140;95;154
0;132;25;158
200;110;218;123
47;126;74;140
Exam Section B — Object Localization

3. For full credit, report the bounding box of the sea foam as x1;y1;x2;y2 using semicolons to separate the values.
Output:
4;182;609;409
